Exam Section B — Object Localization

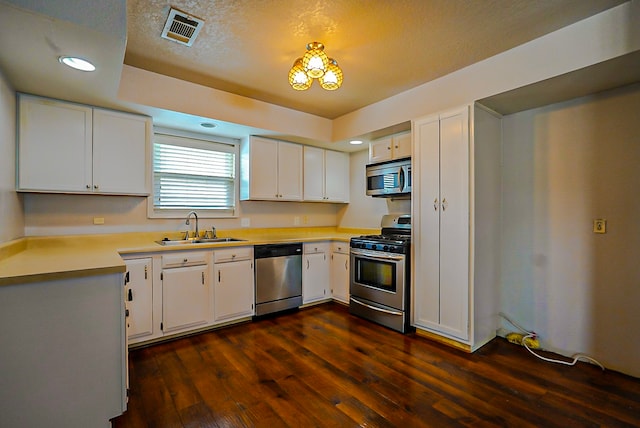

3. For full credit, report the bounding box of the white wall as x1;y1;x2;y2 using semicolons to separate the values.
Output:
23;194;342;236
333;0;640;141
0;69;24;242
500;83;640;377
338;149;410;229
22;146;411;235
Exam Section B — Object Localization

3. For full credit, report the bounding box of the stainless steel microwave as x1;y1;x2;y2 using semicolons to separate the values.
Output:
366;159;411;197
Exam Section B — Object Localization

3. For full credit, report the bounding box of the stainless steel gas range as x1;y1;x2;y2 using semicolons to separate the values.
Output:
349;214;412;333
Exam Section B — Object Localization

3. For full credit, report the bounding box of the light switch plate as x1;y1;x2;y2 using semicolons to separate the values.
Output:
593;219;606;234
93;217;105;225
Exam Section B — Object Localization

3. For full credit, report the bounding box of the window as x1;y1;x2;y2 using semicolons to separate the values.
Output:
149;132;238;218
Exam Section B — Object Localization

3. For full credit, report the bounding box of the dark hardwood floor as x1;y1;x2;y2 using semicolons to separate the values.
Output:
112;302;640;428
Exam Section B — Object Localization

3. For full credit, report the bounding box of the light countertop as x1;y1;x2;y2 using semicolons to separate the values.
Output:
0;227;375;286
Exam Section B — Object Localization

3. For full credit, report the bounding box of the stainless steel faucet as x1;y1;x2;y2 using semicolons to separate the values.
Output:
185;211;198;238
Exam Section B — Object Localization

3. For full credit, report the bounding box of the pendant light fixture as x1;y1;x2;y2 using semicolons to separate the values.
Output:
288;42;343;91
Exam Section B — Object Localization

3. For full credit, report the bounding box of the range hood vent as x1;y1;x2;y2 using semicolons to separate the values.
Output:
161;8;204;47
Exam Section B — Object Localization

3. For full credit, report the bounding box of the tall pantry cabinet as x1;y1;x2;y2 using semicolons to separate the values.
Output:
412;104;501;351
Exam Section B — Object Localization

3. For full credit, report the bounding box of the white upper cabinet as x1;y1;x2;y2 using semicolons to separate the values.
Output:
18;95;93;192
303;146;349;203
17;94;151;195
92;108;150;195
240;136;303;201
369;131;411;164
324;149;350;202
277;141;304;200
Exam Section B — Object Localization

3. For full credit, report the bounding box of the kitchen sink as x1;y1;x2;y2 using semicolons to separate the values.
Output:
156;237;246;246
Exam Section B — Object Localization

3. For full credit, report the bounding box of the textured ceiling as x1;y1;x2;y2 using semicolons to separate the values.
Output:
0;0;633;150
124;0;627;119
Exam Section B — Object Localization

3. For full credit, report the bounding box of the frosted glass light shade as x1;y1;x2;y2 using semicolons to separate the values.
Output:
319;58;343;90
288;58;312;90
302;42;328;79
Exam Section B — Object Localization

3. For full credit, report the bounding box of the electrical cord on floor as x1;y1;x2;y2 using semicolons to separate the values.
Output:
498;312;605;371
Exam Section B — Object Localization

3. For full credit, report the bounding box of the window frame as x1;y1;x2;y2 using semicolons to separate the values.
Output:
147;128;240;219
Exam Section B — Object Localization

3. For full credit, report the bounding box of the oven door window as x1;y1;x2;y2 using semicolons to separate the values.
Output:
354;257;396;293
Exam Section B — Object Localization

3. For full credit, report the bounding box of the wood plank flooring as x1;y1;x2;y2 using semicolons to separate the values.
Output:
112;302;640;428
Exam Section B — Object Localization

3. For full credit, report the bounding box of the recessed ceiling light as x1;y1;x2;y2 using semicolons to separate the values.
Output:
349;140;363;145
200;122;216;128
58;56;96;72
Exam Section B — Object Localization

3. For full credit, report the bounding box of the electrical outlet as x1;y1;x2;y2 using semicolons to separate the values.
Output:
294;216;300;226
593;219;606;234
302;215;309;225
93;217;105;225
240;218;250;227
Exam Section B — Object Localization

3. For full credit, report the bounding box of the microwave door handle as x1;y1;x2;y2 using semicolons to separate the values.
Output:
399;167;405;191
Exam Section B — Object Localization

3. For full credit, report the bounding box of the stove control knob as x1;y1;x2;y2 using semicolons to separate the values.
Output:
384;245;389;252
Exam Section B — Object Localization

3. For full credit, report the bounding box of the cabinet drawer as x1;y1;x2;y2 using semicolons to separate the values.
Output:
303;242;330;254
162;251;208;268
331;242;349;254
214;247;253;263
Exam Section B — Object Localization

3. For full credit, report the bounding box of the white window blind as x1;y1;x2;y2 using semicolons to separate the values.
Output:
152;134;236;214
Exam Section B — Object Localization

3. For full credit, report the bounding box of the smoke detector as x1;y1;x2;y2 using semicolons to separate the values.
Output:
161;8;204;47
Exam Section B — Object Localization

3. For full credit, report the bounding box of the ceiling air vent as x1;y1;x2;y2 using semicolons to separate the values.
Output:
160;8;204;47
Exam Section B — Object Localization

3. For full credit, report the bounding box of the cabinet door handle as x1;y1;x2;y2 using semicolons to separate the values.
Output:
202;272;205;284
433;198;438;211
345;260;348;270
86;184;91;189
183;258;188;263
144;265;148;280
218;271;221;282
127;289;133;302
442;198;448;211
94;184;99;190
307;259;310;269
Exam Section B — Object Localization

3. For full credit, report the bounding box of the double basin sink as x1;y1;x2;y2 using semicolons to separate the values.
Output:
156;237;246;246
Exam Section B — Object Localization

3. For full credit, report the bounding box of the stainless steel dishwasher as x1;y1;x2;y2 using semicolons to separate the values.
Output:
254;243;303;316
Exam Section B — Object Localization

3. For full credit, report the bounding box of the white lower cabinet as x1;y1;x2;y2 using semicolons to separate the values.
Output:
124;258;153;343
161;251;212;334
412;104;501;351
330;242;350;304
303;242;330;304
213;247;255;322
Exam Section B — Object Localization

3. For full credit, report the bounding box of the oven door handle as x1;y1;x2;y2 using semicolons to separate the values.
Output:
351;249;405;261
350;297;404;316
